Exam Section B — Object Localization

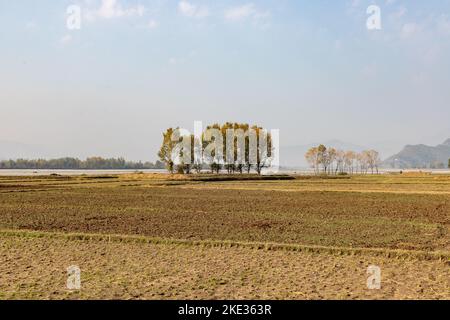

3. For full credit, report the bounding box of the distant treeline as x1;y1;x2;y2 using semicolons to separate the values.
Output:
0;157;165;170
305;145;381;175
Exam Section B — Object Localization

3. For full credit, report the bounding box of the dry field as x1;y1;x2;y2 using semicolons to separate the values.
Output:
0;173;449;299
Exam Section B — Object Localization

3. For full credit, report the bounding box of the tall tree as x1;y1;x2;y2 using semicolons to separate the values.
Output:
365;150;381;174
157;128;177;174
305;147;320;174
252;126;274;175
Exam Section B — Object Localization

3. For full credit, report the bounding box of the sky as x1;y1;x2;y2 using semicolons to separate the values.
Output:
1;0;450;162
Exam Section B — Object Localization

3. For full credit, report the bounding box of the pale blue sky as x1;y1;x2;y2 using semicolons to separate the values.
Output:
1;0;450;162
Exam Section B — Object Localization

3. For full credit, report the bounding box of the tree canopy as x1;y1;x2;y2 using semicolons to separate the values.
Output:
158;123;276;175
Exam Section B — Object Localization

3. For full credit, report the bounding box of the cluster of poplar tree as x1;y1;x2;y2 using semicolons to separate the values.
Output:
305;145;381;175
158;123;274;175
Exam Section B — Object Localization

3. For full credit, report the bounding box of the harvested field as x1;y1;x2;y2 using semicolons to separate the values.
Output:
0;177;448;251
0;231;449;300
0;174;449;299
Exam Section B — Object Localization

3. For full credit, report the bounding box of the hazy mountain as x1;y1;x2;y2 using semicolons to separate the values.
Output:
382;139;450;169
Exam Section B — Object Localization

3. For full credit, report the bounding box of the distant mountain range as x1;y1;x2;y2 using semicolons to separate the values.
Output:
382;139;450;169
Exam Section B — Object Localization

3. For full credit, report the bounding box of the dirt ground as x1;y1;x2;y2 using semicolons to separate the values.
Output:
0;233;448;300
0;174;449;300
1;180;449;251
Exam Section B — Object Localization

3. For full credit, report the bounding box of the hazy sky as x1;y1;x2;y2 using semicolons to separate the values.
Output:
1;0;450;161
